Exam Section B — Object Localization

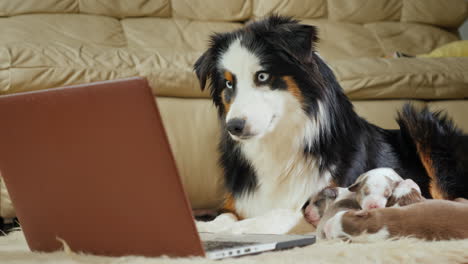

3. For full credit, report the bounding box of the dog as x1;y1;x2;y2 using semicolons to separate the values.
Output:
323;199;468;241
348;168;403;210
194;15;468;219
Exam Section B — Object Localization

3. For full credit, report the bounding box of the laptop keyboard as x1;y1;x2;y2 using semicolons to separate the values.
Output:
203;241;257;251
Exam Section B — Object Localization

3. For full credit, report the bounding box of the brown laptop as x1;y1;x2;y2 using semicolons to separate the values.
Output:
0;77;314;259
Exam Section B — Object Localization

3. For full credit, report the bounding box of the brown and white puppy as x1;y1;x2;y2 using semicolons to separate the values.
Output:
304;187;361;239
302;187;340;226
324;199;468;241
386;179;425;207
348;168;403;210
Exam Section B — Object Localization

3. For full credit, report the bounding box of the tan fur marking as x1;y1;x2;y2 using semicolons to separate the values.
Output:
222;193;242;220
416;143;446;199
283;76;303;103
224;71;233;82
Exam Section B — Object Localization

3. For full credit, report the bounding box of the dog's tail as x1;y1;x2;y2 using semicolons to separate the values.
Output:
397;104;468;199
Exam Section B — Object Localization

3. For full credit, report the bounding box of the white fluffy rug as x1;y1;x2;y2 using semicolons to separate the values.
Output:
1;210;468;264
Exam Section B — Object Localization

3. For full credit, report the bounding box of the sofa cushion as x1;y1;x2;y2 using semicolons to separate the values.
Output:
332;57;468;100
328;0;402;23
122;18;242;52
157;97;224;210
4;98;468;215
364;22;459;56
2;44;468;100
171;0;251;21
0;0;170;18
402;0;468;29
0;0;78;16
0;14;126;47
253;0;326;19
80;0;171;18
0;14;466;100
303;19;384;60
353;100;426;129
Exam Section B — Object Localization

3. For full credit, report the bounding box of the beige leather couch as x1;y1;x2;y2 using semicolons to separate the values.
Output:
1;0;468;220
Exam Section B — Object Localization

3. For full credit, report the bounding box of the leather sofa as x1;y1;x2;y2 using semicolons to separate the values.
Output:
1;0;467;221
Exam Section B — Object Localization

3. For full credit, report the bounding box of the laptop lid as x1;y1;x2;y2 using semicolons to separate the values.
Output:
0;77;205;257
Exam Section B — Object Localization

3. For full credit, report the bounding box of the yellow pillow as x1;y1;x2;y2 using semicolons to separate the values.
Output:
419;40;468;58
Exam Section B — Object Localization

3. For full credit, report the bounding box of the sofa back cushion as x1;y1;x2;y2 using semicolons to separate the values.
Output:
253;0;326;19
172;0;251;21
401;0;468;28
0;0;77;16
80;0;171;18
1;0;467;29
0;0;171;18
327;0;402;23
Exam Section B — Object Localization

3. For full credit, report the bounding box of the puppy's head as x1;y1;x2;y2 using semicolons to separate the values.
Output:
303;187;355;226
194;15;322;141
303;187;338;226
349;168;402;210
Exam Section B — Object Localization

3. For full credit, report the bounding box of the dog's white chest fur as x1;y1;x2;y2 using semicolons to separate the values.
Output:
234;99;331;218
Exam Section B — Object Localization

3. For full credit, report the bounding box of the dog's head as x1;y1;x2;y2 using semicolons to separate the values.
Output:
194;15;323;141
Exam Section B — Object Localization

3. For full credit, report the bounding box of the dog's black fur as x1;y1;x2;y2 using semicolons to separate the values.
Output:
194;15;468;208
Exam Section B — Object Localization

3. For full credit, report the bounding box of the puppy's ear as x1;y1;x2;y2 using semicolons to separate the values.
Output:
391;180;401;190
323;187;338;199
194;50;214;91
348;173;368;192
348;181;361;192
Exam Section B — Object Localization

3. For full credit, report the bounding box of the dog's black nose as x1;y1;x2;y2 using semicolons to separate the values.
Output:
226;118;246;136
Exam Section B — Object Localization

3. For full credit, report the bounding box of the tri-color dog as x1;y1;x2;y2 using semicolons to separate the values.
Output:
194;15;468;219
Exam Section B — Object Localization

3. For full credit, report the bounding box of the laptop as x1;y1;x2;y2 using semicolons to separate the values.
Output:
0;77;315;259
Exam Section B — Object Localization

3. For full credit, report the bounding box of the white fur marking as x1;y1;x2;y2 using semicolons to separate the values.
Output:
324;211;347;239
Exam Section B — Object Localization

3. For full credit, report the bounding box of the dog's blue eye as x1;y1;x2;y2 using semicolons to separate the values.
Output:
257;72;270;83
226;80;233;89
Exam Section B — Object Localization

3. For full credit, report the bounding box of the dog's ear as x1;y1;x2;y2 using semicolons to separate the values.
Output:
273;22;318;64
194;50;214;91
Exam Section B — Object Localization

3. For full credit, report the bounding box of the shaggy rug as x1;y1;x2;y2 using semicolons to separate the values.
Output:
1;210;468;264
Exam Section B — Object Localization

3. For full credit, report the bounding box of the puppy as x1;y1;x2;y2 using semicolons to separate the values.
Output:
308;188;361;240
386;179;426;207
303;187;342;226
348;168;403;210
324;199;468;241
